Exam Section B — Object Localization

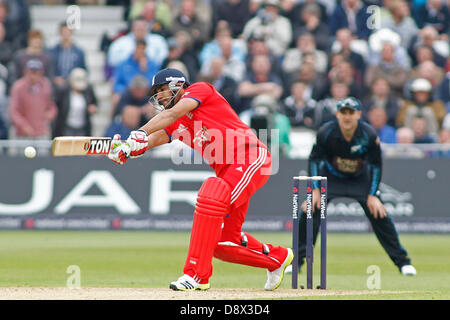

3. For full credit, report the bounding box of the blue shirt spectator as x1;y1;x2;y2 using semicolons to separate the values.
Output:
377;125;397;144
113;40;159;95
412;0;449;35
367;107;397;143
50;22;87;87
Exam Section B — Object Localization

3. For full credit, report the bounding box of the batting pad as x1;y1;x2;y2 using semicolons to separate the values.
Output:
214;232;284;272
184;177;231;282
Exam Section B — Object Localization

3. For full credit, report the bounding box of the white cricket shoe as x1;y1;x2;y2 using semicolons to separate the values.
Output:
264;248;294;291
169;274;210;291
401;265;417;276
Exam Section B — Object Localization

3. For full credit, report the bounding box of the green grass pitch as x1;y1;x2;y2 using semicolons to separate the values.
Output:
0;230;449;299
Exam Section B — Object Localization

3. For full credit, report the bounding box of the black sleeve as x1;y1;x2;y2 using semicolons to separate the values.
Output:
366;126;382;196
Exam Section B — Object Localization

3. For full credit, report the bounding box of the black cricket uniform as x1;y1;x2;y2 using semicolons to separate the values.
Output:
296;120;411;271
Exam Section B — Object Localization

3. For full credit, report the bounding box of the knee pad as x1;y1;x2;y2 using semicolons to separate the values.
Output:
195;177;231;217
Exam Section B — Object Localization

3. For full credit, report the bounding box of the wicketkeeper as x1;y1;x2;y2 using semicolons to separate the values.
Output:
287;97;416;276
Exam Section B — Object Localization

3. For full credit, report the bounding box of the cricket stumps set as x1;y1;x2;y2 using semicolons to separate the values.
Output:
292;176;327;290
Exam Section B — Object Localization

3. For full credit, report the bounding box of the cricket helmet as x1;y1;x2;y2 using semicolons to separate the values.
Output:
148;68;190;97
148;68;190;111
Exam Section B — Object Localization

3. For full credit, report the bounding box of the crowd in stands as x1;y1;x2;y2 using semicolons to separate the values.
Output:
0;0;449;158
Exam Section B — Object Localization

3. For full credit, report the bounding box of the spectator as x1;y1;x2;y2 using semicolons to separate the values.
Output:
53;68;97;137
410;115;437;143
291;2;331;52
397;78;446;136
327;52;346;71
396;126;415;144
0;23;13;67
412;0;449;35
440;127;450;143
404;60;447;100
114;74;155;126
138;0;171;37
314;80;351;128
282;32;328;78
50;22;87;88
166;60;192;80
237;53;283;114
331;28;366;76
128;0;172;29
212;0;252;38
326;60;364;99
283;0;329;27
9;29;54;85
365;41;409;97
9;59;57;140
107;17;168;70
329;0;372;39
161;32;200;83
0;0;30;51
197;56;241;113
412;44;447;69
171;0;210;53
367;107;397;143
290;62;328;101
112;39;159;107
362;77;400;127
438;71;449;111
409;60;445;89
104;105;143;139
242;0;293;57
248;0;263;15
245;32;281;77
380;0;419;48
367;28;411;70
408;25;447;68
281;79;317;129
199;22;247;82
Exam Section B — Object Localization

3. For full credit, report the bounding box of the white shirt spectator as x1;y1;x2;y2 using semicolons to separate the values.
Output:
107;33;168;69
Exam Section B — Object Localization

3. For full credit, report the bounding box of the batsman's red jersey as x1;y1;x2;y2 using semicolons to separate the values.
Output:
164;82;268;176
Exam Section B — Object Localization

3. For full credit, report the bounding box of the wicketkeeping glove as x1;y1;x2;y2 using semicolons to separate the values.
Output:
127;129;149;158
108;134;131;165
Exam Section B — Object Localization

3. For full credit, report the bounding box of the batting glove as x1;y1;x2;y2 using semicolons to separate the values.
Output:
108;134;131;165
127;129;149;158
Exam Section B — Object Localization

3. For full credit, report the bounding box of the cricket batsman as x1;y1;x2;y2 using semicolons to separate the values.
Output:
107;68;293;291
286;97;416;276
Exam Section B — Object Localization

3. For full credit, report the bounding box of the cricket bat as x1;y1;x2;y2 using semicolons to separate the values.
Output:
51;136;116;156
